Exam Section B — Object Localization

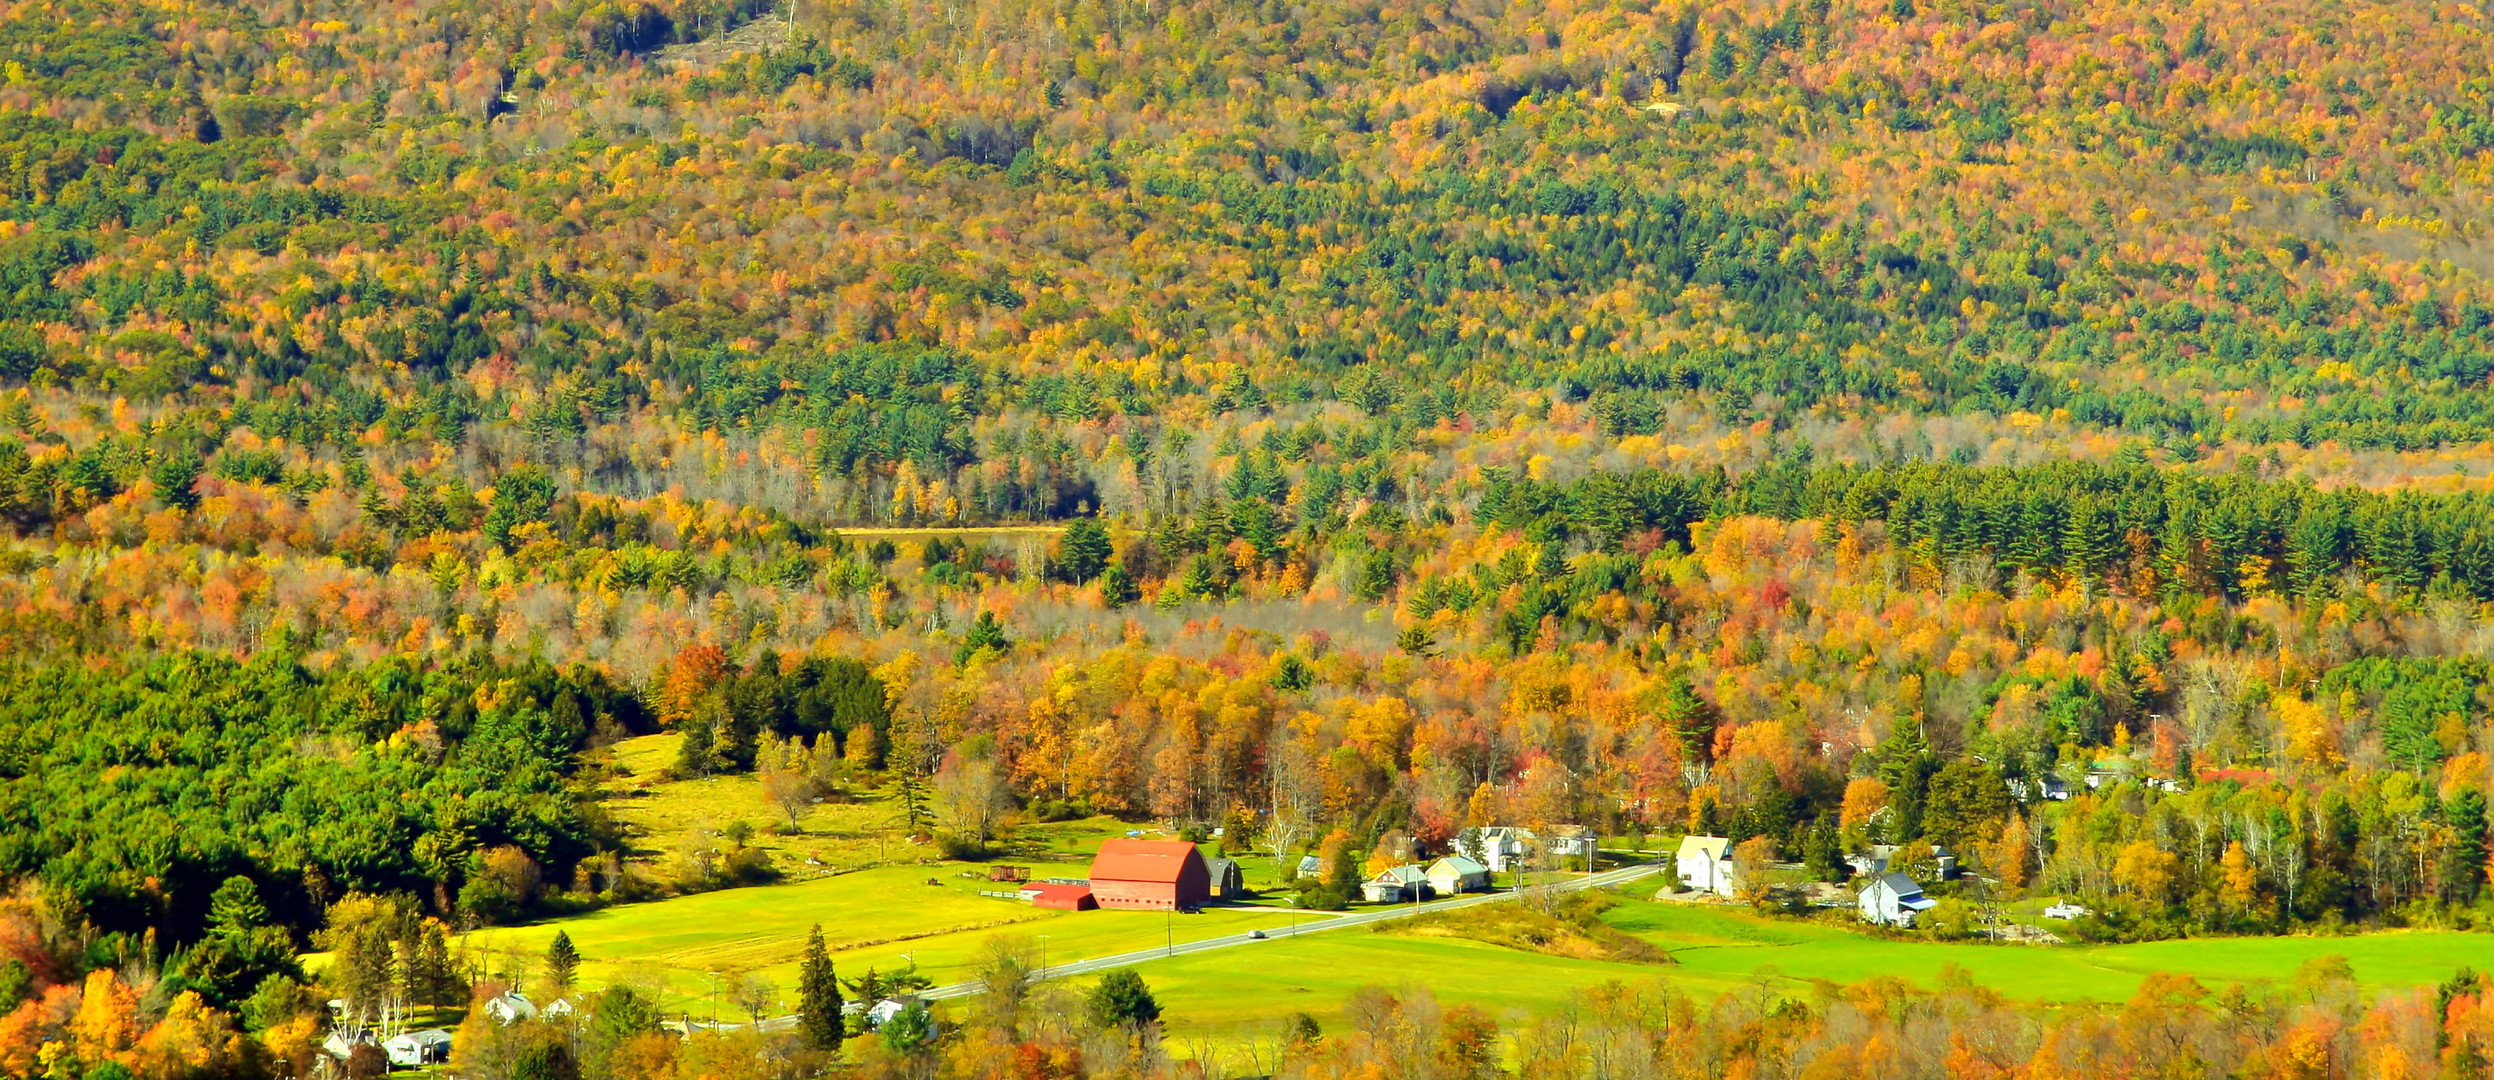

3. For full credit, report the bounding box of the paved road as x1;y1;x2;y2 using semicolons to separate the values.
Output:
925;860;1665;1000
713;860;1664;1033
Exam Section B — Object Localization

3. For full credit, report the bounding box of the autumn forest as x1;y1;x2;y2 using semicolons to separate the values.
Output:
1;0;2493;1074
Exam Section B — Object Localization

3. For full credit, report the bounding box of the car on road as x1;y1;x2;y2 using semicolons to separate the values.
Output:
1247;929;1266;939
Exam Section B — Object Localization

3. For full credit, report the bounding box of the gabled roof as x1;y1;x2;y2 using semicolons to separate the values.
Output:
1089;839;1203;884
1872;871;1927;898
386;1029;453;1048
1369;864;1428;884
1427;855;1487;876
1677;835;1731;860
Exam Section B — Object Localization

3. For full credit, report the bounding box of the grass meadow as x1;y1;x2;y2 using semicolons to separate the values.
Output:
469;736;2490;1038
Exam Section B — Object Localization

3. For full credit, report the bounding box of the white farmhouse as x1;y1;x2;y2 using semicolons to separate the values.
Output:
1858;872;1937;927
1675;835;1736;896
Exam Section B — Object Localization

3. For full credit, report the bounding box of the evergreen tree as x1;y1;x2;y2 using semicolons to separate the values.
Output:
1356;548;1397;601
675;716;718;778
207;875;268;938
485;465;558;551
1100;564;1142;607
1057;518;1112;583
151;446;204;511
879;1001;934;1053
1875;722;1940;841
1804;819;1846;883
413;924;461;1006
956;609;1010;664
2447;789;2489;902
1086;968;1162;1028
797;924;844;1053
546;930;579;992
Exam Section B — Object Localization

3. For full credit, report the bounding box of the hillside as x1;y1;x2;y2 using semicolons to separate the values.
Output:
0;0;2491;1078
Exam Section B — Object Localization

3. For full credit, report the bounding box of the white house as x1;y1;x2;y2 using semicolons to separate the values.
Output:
2006;774;2071;802
867;996;939;1036
1675;835;1736;896
1548;828;1598;864
384;1029;453;1067
1425;855;1491;894
867;996;920;1028
1362;865;1430;903
1296;854;1325;879
483;990;538;1025
1477;827;1537;873
1858;872;1937;927
2043;902;2090;920
1846;844;1900;878
320;1029;376;1062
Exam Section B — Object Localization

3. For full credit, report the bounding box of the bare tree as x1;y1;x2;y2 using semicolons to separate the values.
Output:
758;734;822;829
1266;733;1320;880
936;752;1011;844
973;934;1040;1034
732;970;777;1024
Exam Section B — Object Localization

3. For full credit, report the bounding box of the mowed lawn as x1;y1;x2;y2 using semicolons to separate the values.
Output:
459;864;1314;1013
1133;931;1671;1040
1593;895;2485;1002
1122;894;2494;1042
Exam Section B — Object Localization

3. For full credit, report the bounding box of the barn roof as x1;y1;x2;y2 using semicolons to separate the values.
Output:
1089;839;1203;884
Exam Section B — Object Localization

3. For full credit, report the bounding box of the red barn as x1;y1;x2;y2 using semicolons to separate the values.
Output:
1086;839;1209;911
1025;883;1096;911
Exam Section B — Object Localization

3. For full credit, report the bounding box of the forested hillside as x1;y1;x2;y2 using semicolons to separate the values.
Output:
1;0;2493;1075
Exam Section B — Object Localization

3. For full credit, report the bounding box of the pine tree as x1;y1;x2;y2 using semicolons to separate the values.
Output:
1057;518;1112;583
414;924;460;1007
797;924;843;1053
207;876;268;939
1100;564;1142;607
546;931;579;993
955;609;1010;664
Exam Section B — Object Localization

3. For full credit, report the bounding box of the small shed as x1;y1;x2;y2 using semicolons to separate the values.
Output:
1675;836;1736;896
1425;855;1490;894
1858;872;1937;927
1362;865;1430;903
1204;857;1249;900
1025;883;1097;910
384;1029;453;1067
1296;854;1325;879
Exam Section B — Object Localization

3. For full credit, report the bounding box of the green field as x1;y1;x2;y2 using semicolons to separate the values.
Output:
468;868;2492;1039
501;738;2488;1034
1132;894;2493;1041
459;862;1315;1016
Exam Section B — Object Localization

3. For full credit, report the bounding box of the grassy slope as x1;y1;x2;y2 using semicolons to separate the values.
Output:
461;865;1311;1013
